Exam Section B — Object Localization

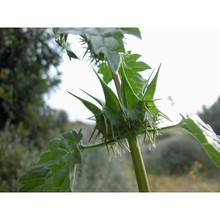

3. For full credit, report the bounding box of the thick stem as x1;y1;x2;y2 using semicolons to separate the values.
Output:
127;132;151;192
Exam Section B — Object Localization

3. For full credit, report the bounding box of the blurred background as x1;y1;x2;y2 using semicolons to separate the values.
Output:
0;28;220;192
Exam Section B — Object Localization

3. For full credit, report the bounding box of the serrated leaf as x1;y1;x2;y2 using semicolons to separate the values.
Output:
55;33;79;60
120;28;142;39
119;52;150;99
82;28;125;73
54;28;141;73
180;114;220;169
121;70;147;128
124;51;151;73
126;53;141;61
18;130;83;192
129;61;151;72
97;62;113;84
125;70;148;99
106;52;121;74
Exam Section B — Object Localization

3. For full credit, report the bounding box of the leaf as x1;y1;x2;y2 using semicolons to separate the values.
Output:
106;52;121;74
123;69;148;99
82;28;125;73
144;64;161;101
55;33;79;60
128;61;151;73
18;130;83;192
79;89;104;106
124;52;151;73
121;68;140;109
123;51;151;72
68;91;102;116
53;28;142;73
95;71;121;114
120;28;142;39
119;51;151;99
97;62;113;84
121;69;148;128
67;91;106;139
180;114;220;169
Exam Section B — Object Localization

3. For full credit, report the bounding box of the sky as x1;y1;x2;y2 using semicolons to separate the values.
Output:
45;28;220;123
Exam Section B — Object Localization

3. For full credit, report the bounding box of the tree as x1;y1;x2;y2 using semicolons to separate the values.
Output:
199;96;220;134
0;28;62;142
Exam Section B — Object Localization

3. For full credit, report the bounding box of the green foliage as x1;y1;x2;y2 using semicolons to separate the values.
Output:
18;130;83;192
73;148;136;192
119;51;151;97
69;58;164;147
69;122;137;191
145;133;218;175
54;28;141;73
0;122;40;191
180;114;220;169
199;96;220;134
17;28;220;192
0;28;62;143
0;118;81;192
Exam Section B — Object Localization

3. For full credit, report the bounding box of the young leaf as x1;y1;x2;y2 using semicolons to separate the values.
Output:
18;130;83;192
106;52;121;74
121;68;140;109
55;33;79;60
97;62;113;84
122;69;148;99
95;71;121;114
67;91;106;139
180;114;220;169
124;51;151;73
144;64;161;101
119;51;151;99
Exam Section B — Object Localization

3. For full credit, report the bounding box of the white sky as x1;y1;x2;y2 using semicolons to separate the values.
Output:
46;28;220;123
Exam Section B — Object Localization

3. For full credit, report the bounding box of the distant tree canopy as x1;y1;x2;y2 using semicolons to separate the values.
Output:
0;28;63;142
199;96;220;135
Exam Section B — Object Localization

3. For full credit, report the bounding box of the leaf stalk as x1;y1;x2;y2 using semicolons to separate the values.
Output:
112;71;123;102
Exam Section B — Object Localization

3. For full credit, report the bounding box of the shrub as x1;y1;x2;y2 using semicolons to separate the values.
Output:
70;122;136;192
145;132;219;176
73;148;136;192
0;122;40;191
0;119;89;191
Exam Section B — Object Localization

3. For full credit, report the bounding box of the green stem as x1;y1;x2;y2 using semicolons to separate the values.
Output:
127;132;151;192
112;72;123;102
80;140;115;151
80;123;182;191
